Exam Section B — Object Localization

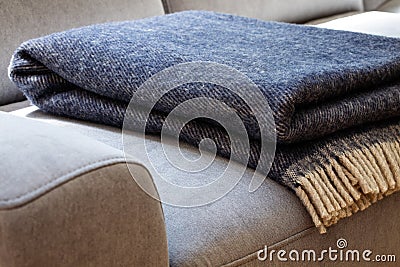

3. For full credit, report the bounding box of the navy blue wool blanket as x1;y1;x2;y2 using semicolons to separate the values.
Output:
9;11;400;232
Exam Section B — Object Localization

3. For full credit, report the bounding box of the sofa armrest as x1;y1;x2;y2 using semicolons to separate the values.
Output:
0;112;168;266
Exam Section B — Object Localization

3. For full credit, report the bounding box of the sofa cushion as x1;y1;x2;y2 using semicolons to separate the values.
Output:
0;162;169;267
0;0;164;106
228;193;400;267
162;0;363;22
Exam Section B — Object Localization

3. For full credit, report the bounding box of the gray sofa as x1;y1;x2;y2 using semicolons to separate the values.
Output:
1;1;400;266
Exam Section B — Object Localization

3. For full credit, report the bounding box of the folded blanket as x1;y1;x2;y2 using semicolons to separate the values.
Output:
9;11;400;232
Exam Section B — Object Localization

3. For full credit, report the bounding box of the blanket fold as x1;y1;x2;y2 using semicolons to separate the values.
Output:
8;11;400;232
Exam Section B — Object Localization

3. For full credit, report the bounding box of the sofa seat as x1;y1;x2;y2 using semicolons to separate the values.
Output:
3;10;400;267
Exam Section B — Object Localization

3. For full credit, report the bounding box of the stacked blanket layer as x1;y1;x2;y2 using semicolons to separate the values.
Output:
9;11;400;232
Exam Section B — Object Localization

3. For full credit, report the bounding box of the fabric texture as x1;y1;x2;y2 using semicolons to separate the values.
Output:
232;193;400;267
0;100;30;112
0;112;137;208
0;162;168;267
9;11;400;232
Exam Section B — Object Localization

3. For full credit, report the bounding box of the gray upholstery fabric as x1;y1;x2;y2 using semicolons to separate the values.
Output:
316;11;400;38
0;112;135;208
0;0;164;105
162;169;313;266
0;100;30;112
363;0;388;10
231;193;400;266
377;0;400;12
162;0;363;22
0;112;168;266
11;106;125;149
0;163;168;267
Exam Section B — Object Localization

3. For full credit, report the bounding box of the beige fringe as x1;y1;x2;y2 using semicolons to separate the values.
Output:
294;137;400;234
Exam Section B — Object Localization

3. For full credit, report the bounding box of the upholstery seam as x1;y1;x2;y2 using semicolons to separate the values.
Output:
161;0;171;14
0;156;139;208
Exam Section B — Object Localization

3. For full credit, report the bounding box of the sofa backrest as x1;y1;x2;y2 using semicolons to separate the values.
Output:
162;0;364;22
363;0;388;10
0;0;165;105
